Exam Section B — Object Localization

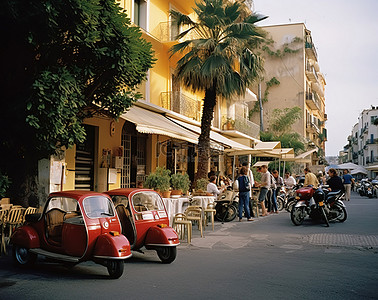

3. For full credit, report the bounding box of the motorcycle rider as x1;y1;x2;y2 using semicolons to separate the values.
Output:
327;168;344;192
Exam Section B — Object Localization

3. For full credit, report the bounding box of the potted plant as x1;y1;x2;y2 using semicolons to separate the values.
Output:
170;173;190;196
0;172;11;204
194;178;209;195
144;167;171;198
223;117;235;130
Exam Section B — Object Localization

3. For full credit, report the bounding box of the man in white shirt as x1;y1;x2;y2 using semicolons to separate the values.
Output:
207;175;225;198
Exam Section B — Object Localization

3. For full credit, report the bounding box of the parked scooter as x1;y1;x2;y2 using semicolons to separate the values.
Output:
215;187;238;222
323;190;348;222
372;180;378;198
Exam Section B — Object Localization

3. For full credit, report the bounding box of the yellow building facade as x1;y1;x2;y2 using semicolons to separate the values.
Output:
42;0;260;194
250;23;327;165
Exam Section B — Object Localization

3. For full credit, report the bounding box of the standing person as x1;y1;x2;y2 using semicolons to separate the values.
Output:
255;164;270;217
327;168;344;192
237;166;253;221
342;169;354;201
242;162;255;213
271;170;283;214
304;167;319;188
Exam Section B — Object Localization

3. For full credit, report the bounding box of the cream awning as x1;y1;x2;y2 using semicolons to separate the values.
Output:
226;141;281;156
252;161;273;167
121;107;199;145
365;164;378;171
168;117;252;151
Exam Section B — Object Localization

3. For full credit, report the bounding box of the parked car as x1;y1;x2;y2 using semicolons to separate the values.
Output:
11;190;132;279
105;188;179;264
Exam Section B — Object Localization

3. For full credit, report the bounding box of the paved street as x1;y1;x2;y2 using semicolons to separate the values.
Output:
1;191;378;299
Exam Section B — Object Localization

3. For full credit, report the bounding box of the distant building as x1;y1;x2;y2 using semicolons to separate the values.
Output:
343;106;378;178
250;23;327;166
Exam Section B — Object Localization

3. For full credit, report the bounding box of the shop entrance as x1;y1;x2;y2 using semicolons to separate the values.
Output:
75;125;95;190
121;122;147;188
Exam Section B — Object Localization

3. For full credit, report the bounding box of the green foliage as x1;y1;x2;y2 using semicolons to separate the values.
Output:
144;167;171;192
0;171;12;198
270;106;302;134
0;0;154;159
196;178;209;191
260;131;305;154
170;0;267;179
249;77;280;117
262;36;302;58
170;173;191;193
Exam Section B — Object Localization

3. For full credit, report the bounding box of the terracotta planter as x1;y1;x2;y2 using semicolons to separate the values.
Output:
161;191;171;198
171;189;182;196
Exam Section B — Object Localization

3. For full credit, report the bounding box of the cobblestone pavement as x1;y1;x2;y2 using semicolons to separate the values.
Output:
308;233;378;247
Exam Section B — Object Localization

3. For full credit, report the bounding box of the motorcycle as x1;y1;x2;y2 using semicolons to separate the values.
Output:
284;184;303;212
291;186;330;227
324;190;347;222
215;187;238;222
372;180;378;198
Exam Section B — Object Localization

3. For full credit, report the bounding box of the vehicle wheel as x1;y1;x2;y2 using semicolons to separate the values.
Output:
335;205;347;222
12;245;37;266
286;200;296;213
276;196;284;211
157;246;177;264
107;260;124;279
320;206;330;227
290;207;306;226
215;204;237;222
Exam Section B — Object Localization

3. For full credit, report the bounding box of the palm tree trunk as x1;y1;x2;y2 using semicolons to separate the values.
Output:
195;85;217;183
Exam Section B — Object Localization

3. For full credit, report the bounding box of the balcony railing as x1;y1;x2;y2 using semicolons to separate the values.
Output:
305;41;318;60
160;91;202;122
305;63;318;82
221;114;260;138
305;92;320;111
158;21;179;42
306;121;320;134
366;138;378;145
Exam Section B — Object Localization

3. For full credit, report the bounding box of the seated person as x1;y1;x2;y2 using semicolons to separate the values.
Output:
207;175;225;197
327;168;344;192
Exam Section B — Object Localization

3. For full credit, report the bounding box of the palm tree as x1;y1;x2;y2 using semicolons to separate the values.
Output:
170;0;267;181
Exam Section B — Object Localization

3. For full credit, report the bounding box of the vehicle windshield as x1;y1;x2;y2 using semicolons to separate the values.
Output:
132;191;165;212
83;196;115;218
46;197;78;213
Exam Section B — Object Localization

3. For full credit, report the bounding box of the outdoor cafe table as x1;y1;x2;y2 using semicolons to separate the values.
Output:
191;195;216;209
162;197;190;226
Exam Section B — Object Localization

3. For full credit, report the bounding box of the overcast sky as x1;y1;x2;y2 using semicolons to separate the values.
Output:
252;0;378;157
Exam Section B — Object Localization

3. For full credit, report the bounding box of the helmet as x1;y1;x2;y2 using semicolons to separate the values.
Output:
313;188;325;203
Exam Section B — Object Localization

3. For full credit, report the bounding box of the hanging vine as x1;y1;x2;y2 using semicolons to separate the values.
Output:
262;36;302;58
249;77;280;117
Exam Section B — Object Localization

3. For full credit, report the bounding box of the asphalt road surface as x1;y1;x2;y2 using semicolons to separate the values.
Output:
1;191;377;299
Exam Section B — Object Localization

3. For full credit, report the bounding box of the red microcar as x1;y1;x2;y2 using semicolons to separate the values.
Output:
105;188;179;264
11;190;132;279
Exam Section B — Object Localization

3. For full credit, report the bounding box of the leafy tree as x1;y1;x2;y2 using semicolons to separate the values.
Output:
270;106;302;134
0;0;154;204
170;0;266;181
260;106;305;154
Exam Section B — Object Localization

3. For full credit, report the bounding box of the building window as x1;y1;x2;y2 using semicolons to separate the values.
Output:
133;0;147;31
371;116;377;124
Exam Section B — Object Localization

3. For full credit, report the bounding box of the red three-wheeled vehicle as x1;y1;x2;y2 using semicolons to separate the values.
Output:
105;188;180;263
11;190;132;278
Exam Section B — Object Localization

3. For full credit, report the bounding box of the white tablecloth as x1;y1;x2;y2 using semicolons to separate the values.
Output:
191;196;216;209
162;197;190;225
